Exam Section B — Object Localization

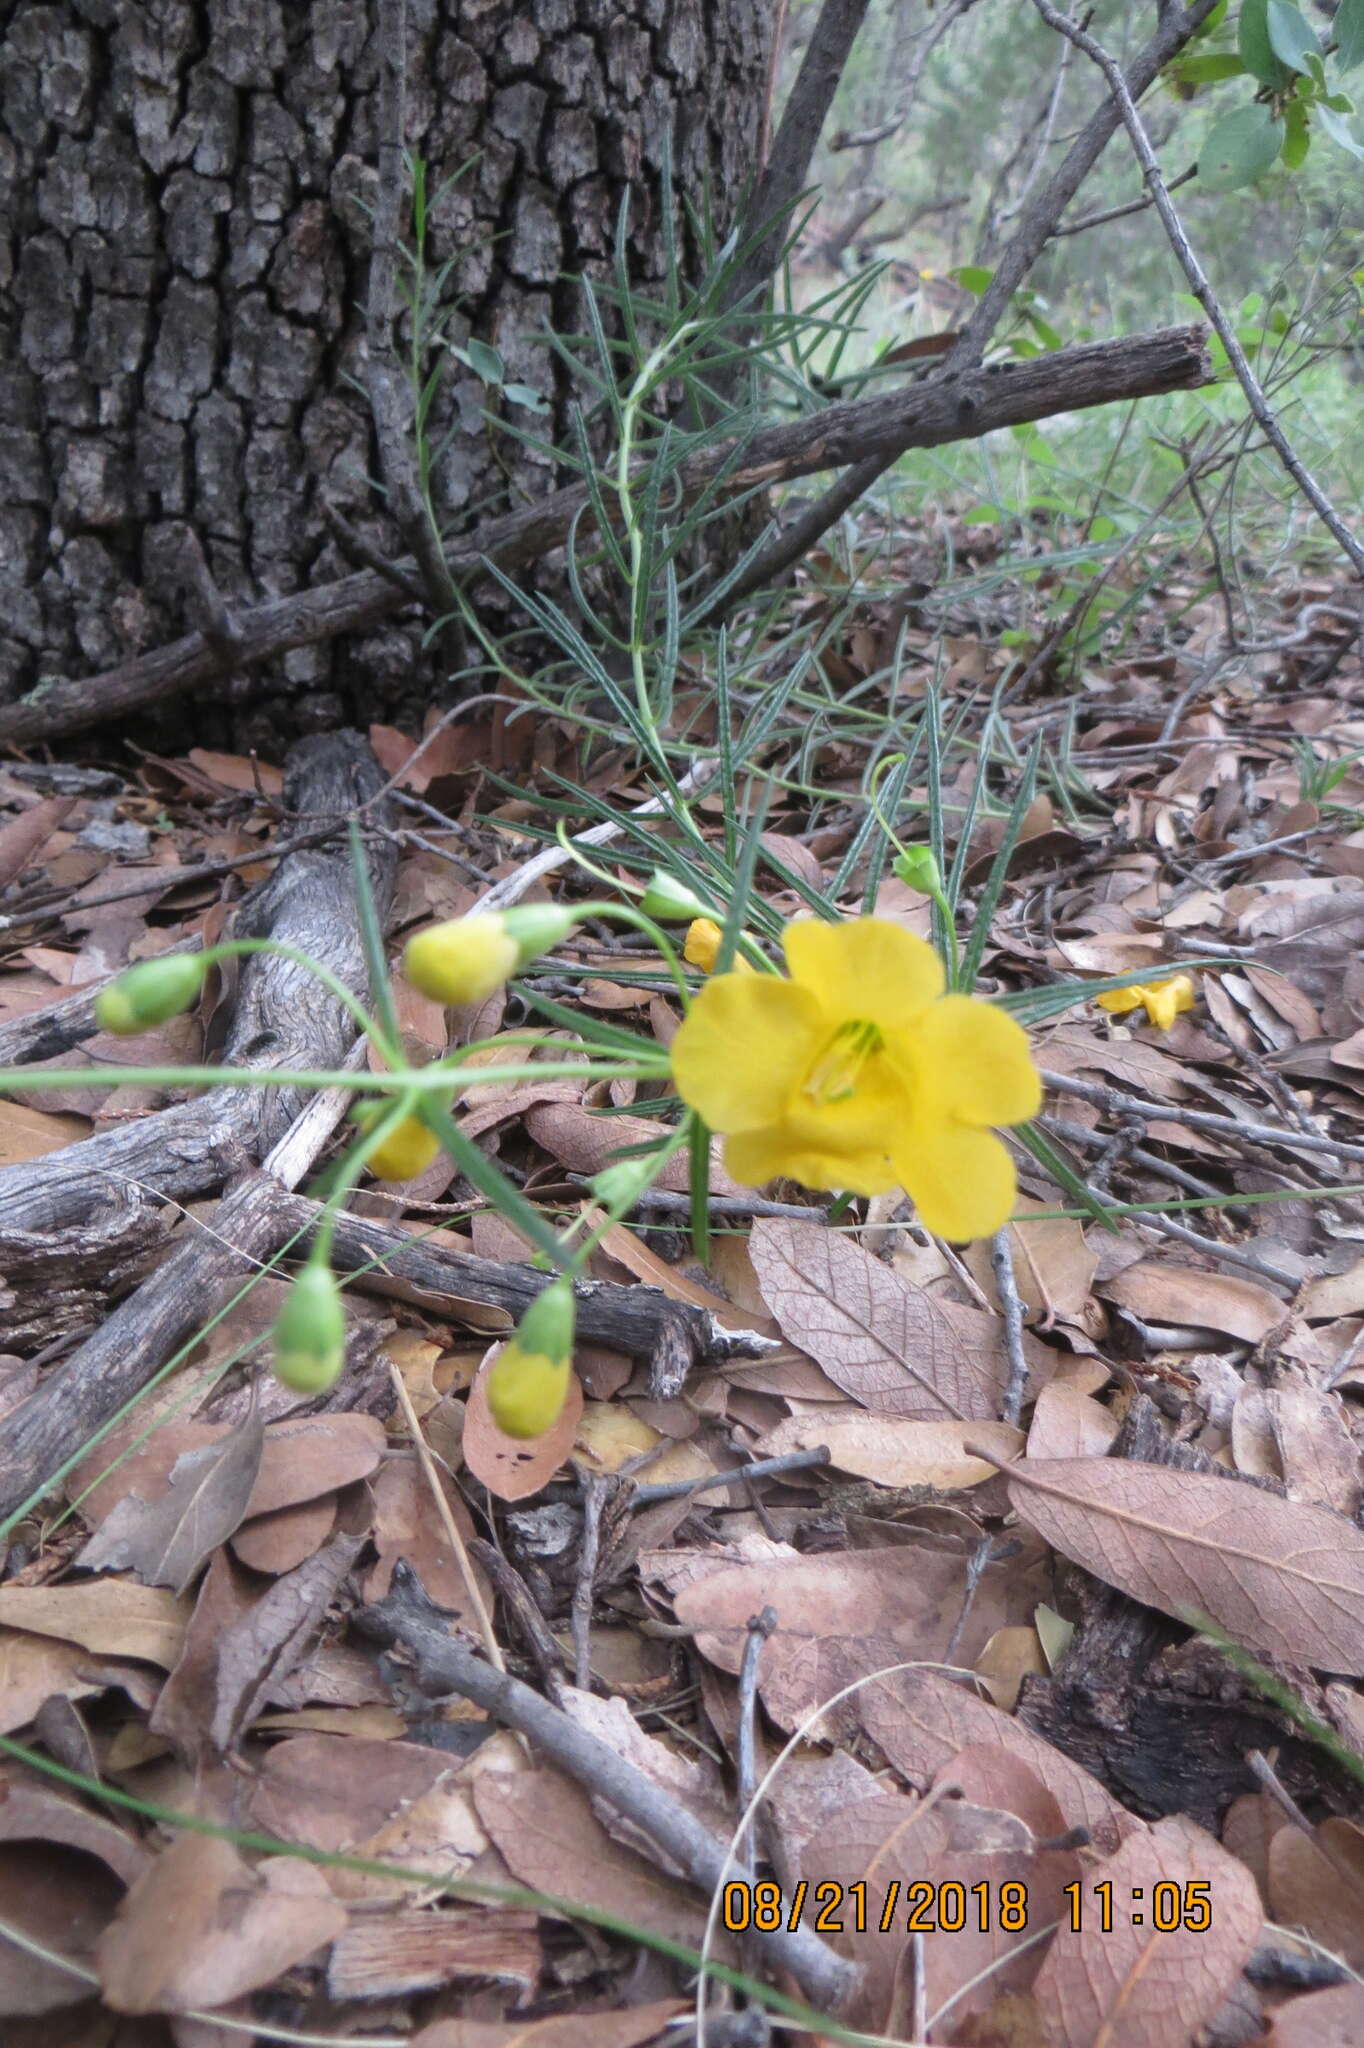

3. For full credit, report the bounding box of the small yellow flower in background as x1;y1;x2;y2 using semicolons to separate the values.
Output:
684;918;724;973
1097;973;1196;1032
684;918;754;976
484;1278;576;1439
671;917;1040;1242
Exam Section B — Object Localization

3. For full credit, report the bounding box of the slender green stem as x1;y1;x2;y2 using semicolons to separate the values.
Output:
205;938;392;1057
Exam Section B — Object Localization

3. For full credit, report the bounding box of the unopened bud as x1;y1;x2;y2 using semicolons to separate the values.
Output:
272;1262;346;1394
95;954;206;1037
639;870;711;922
354;1109;443;1182
403;915;520;1005
893;846;944;897
484;1277;576;1439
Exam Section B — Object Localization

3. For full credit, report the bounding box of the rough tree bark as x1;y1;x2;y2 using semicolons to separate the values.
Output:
0;0;772;748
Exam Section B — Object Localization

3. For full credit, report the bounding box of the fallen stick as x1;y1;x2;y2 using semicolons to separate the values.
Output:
0;731;395;1341
0;1050;370;1524
356;1562;858;2012
1;326;1214;746
266;1190;779;1396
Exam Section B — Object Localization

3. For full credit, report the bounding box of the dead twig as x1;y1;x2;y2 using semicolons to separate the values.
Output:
1030;0;1364;586
356;1563;859;2011
990;1229;1031;1428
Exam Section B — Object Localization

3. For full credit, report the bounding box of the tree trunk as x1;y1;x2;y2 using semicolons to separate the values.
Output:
0;0;772;750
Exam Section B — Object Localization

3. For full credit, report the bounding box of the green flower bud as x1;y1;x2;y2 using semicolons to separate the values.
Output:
484;1277;576;1439
95;954;206;1037
590;1154;663;1211
893;846;945;897
272;1262;346;1394
499;902;579;968
638;870;711;922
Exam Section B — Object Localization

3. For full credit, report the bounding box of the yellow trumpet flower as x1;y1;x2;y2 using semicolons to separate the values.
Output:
671;918;1040;1242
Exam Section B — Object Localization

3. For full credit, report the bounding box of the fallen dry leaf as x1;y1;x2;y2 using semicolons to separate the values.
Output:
1100;1261;1288;1344
76;1401;265;1594
859;1669;1140;1854
0;1097;89;1167
96;1832;344;2013
0;1581;188;1668
362;1457;491;1626
1026;1382;1120;1461
1031;1814;1261;2048
412;2000;686;2048
1267;1815;1364;1969
1264;1982;1364;2045
750;1219;1052;1421
754;1409;1023;1489
1005;1454;1364;1673
474;1768;728;1955
663;1543;980;1733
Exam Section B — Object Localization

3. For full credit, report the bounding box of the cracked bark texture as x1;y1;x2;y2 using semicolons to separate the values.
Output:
0;0;771;748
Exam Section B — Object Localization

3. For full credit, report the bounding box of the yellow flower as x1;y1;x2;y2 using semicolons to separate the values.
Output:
484;1279;576;1439
684;918;754;976
671;918;1040;1242
1097;973;1196;1032
685;918;724;973
362;1114;443;1182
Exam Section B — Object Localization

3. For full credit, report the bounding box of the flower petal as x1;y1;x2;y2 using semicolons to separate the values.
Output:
783;918;943;1031
899;995;1041;1128
896;1121;1017;1241
725;1123;901;1197
1096;984;1145;1016
671;972;822;1133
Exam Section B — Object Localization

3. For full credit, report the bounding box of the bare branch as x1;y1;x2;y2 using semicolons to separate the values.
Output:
1029;0;1364;583
1;325;1215;747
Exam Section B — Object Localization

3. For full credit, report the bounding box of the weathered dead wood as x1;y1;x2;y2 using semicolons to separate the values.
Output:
266;1189;778;1397
0;1131;774;1518
0;325;1214;746
0;731;395;1338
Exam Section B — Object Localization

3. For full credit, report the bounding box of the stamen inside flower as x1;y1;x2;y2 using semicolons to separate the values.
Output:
802;1018;885;1104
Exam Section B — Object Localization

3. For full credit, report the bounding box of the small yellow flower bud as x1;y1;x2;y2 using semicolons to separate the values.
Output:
359;1113;443;1182
95;955;206;1037
272;1262;346;1394
403;905;577;1006
484;1278;575;1439
404;915;520;1005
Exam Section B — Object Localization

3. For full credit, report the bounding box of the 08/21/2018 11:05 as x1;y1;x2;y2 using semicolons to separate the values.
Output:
719;1879;1214;1936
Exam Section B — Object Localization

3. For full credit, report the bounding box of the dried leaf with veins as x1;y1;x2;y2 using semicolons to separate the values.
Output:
76;1400;265;1594
749;1219;1052;1421
1005;1455;1364;1674
1031;1815;1260;2048
859;1669;1140;1855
